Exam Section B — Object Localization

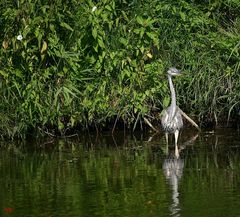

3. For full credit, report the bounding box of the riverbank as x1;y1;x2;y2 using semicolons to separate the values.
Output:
0;0;239;139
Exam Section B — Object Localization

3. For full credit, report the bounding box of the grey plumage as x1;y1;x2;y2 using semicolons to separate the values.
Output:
161;107;183;133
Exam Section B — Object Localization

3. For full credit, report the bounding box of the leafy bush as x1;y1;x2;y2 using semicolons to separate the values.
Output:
0;0;239;138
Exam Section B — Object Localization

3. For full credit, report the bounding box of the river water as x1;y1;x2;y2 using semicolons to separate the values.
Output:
1;128;240;217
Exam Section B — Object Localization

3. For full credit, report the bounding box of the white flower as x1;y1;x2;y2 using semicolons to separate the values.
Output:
92;6;97;12
17;34;23;41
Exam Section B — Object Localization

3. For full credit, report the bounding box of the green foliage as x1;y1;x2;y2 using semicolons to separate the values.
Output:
0;0;239;138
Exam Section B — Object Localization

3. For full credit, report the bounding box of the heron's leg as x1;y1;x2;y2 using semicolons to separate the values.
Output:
175;144;179;159
165;133;169;155
174;130;179;146
165;133;169;145
174;130;179;159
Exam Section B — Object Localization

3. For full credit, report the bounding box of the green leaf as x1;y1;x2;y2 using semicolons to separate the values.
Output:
58;119;64;130
133;28;141;34
136;16;144;25
121;11;129;21
60;22;73;31
92;27;97;39
98;38;105;48
93;44;98;52
40;41;48;54
119;37;128;46
140;27;145;38
163;97;170;107
179;12;186;21
0;70;8;78
105;5;111;11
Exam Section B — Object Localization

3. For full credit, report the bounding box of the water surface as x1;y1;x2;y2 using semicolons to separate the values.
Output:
1;129;240;217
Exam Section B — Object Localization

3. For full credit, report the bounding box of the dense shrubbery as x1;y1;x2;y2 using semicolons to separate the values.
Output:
0;0;239;138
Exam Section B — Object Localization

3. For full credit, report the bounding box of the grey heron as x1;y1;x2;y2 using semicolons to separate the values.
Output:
161;68;183;156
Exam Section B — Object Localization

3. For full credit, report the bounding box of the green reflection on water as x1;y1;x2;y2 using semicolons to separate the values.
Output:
1;129;240;217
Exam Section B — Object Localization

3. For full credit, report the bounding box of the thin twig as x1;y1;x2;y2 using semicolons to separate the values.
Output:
143;117;159;132
112;114;119;134
133;113;140;132
38;127;57;137
62;133;78;138
179;109;201;131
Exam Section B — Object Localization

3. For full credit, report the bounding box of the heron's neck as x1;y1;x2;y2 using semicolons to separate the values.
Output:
168;75;177;117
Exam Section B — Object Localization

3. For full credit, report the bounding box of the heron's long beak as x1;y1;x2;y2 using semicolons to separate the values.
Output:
176;71;182;76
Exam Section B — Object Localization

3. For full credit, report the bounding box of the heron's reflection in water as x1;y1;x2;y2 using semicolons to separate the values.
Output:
163;147;184;217
162;134;198;217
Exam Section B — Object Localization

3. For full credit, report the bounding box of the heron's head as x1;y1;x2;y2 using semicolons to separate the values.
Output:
167;67;181;76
